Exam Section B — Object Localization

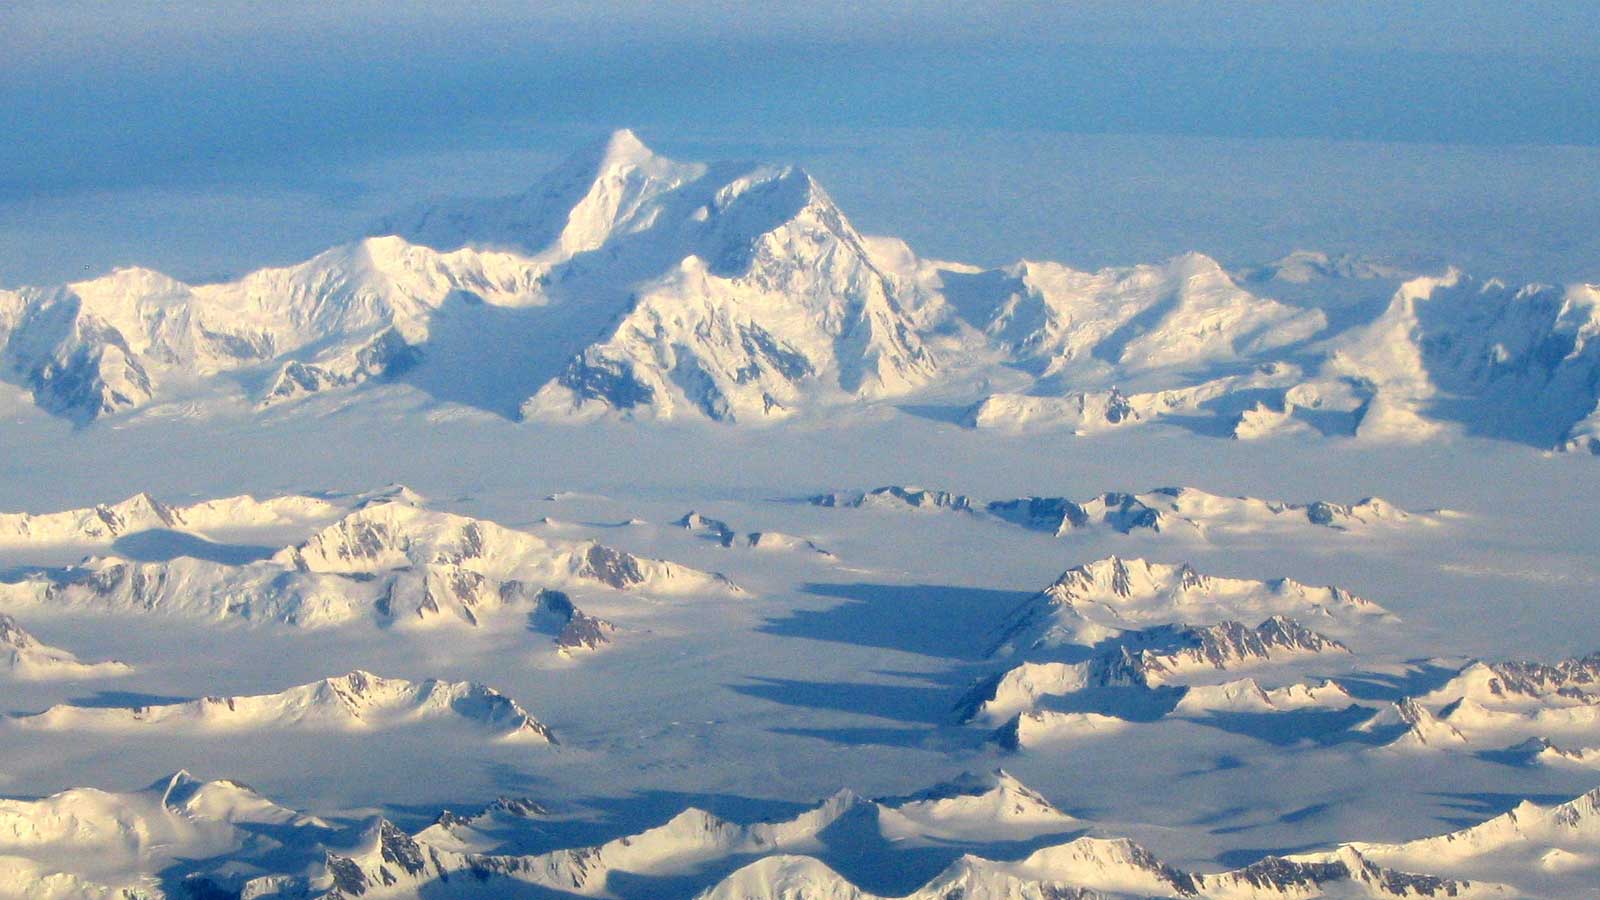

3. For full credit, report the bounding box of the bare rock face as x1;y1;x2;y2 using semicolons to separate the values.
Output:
676;510;737;546
1108;616;1349;685
1482;654;1600;700
529;589;616;653
576;543;645;589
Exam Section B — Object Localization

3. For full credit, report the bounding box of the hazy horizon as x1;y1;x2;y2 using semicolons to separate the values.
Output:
6;7;1600;898
4;2;1599;286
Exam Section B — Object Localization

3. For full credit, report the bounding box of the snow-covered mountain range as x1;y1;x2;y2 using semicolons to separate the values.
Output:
0;770;334;899
808;486;976;513
946;556;1401;747
0;491;341;547
0;613;132;680
13;669;554;743
696;842;1496;900
2;129;1597;451
988;556;1392;654
961;270;1600;450
11;766;1596;899
0;130;937;425
960;616;1350;726
809;483;1434;541
1351;787;1600;898
675;511;835;557
0;490;728;634
1355;653;1600;760
3;125;1597;900
970;639;1600;762
986;488;1424;538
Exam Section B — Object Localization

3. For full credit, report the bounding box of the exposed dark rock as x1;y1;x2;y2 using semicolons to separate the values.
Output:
556;354;654;410
577;544;645;589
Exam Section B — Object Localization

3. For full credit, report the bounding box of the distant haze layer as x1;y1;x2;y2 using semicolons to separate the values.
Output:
1;3;1598;285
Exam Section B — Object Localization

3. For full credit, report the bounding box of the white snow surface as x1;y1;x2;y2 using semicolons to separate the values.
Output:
0;497;735;628
3;130;1599;452
0;614;132;681
14;669;554;743
0;129;1598;898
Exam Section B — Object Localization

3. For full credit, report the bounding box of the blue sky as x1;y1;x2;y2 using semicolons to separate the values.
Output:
4;1;1599;284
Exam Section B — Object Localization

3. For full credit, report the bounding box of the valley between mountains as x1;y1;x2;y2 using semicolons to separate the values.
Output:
0;131;1598;898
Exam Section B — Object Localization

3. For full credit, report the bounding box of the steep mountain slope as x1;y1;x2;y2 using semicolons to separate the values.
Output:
1369;653;1600;755
376;129;706;258
528;588;618;653
412;796;553;855
391;128;941;423
1355;698;1470;750
873;770;1081;843
513;167;938;421
1321;276;1600;446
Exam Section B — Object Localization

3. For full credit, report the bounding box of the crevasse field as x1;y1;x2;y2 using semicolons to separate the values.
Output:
0;128;1598;899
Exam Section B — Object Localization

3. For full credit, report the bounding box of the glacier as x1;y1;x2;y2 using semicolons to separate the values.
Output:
0;129;1597;898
